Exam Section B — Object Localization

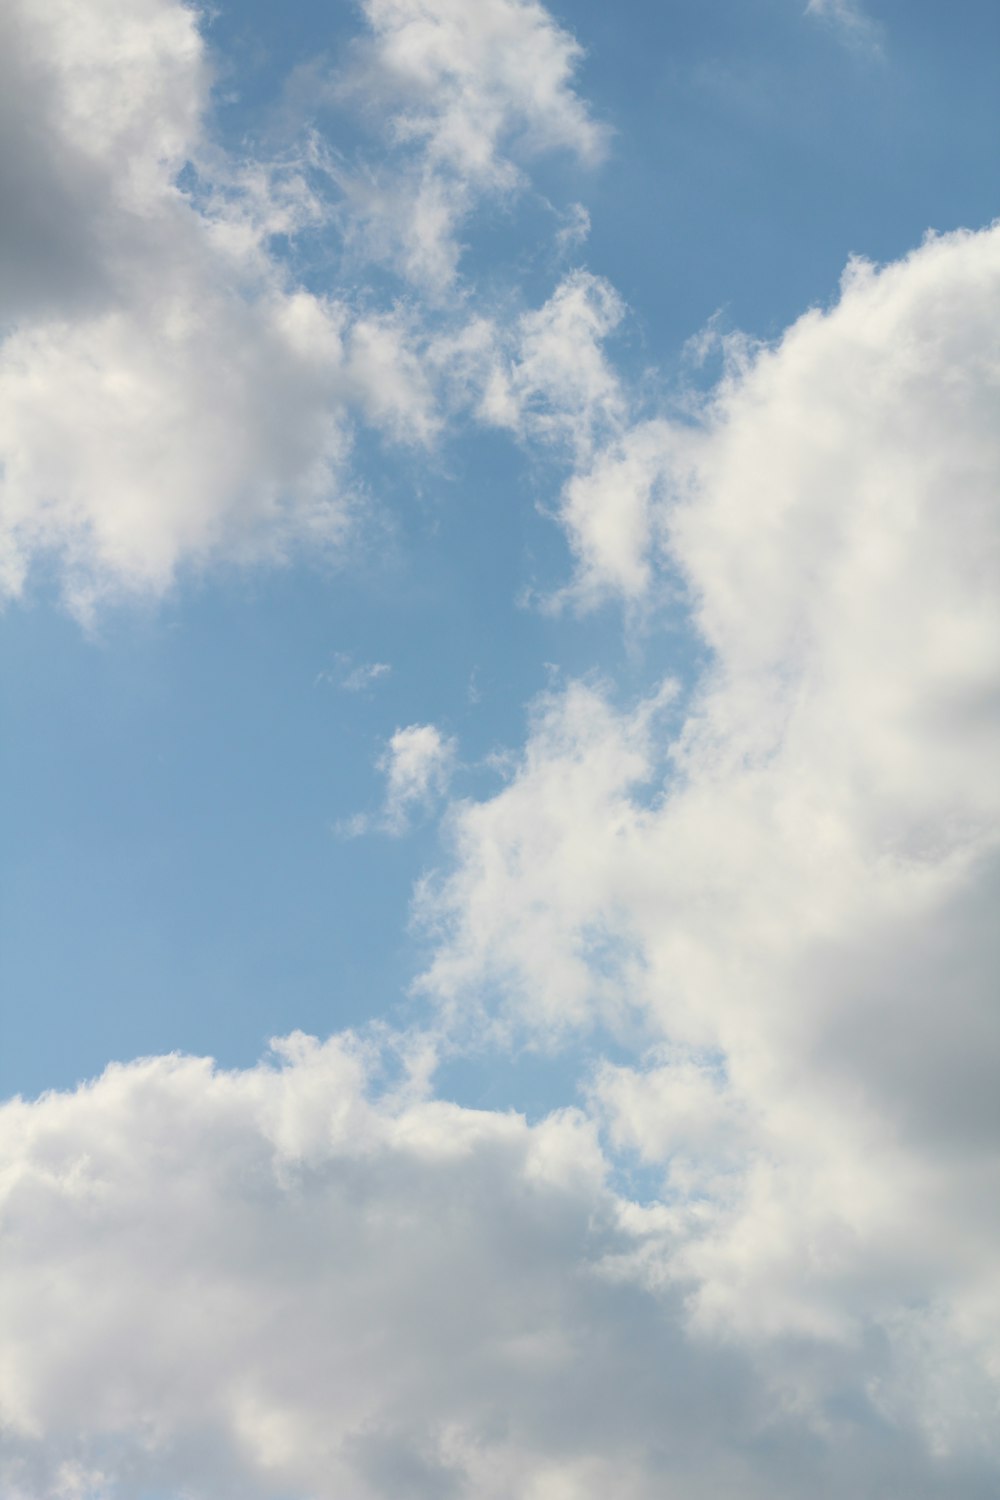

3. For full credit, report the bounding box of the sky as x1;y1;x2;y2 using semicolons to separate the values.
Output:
0;0;998;1496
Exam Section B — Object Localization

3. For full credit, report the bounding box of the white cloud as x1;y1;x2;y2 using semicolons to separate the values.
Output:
317;655;393;693
415;679;677;1036
432;269;649;611
2;1035;994;1499
417;225;1000;1447
554;201;592;258
558;225;1000;621
337;0;607;291
0;0;477;617
0;276;357;616
347;659;394;693
0;0;206;325
0;0;338;613
380;723;457;832
0;0;614;615
555;419;669;604
481;270;626;450
345;723;458;836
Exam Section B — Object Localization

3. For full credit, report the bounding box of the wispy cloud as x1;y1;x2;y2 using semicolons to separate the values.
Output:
318;654;393;693
334;0;608;292
805;0;884;54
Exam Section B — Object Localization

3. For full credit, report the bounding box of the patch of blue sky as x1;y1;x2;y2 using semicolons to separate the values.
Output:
434;1023;657;1126
0;511;686;1100
0;446;664;1100
568;0;999;347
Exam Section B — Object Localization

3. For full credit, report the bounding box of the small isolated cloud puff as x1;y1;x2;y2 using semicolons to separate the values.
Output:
379;723;457;833
344;723;457;836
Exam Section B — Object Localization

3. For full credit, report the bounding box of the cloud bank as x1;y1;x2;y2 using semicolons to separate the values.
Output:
3;1034;997;1500
419;223;1000;1457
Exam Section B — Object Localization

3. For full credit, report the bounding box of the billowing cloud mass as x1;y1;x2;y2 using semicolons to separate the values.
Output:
555;229;1000;615
3;1035;998;1500
420;223;1000;1455
0;0;353;614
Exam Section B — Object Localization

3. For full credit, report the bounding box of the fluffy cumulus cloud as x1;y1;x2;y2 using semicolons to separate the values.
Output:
420;224;1000;1454
0;0;348;613
2;0;595;616
3;1035;997;1500
0;0;611;617
559;224;1000;625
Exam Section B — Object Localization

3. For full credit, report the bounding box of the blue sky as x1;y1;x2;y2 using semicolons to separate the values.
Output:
1;1;999;1497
